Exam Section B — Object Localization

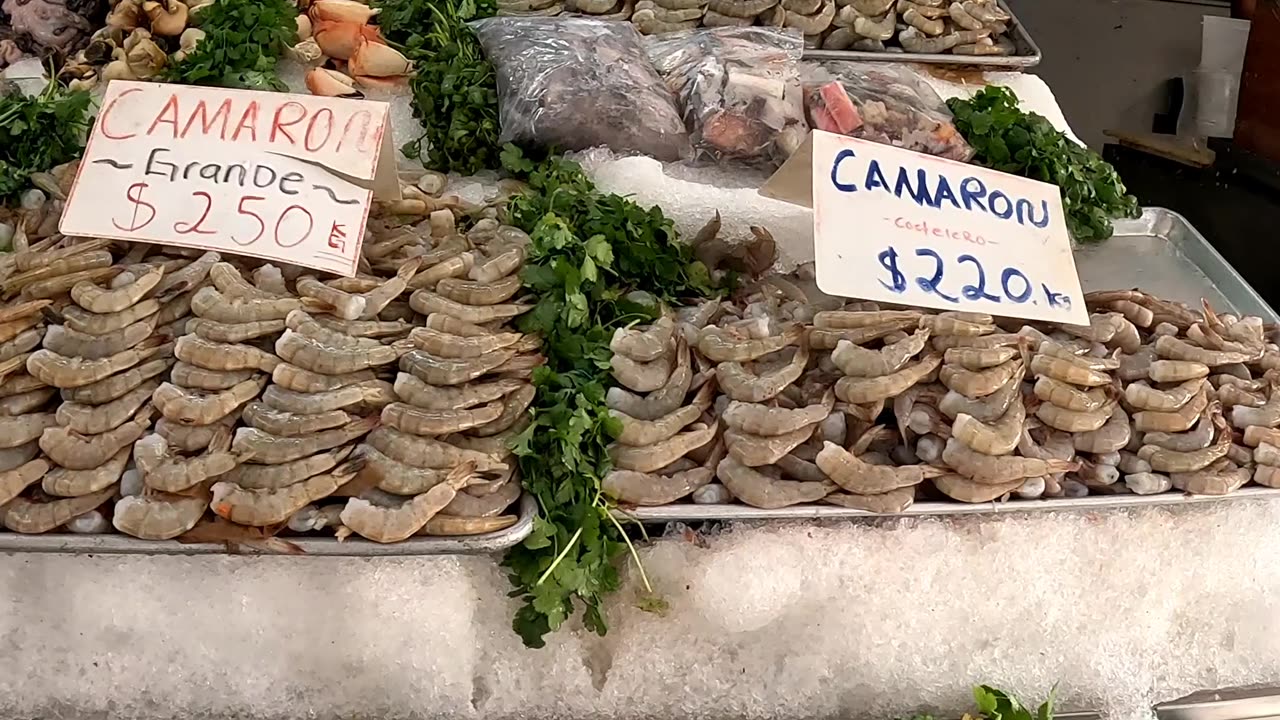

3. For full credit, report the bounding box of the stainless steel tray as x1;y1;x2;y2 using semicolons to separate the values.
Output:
802;0;1042;69
616;207;1280;523
0;494;535;556
615;487;1280;522
1076;207;1279;322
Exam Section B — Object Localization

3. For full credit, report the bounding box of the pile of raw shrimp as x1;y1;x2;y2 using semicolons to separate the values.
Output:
602;273;1280;512
0;166;538;544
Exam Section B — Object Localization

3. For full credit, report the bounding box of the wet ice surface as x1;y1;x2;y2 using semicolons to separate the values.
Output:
6;499;1280;720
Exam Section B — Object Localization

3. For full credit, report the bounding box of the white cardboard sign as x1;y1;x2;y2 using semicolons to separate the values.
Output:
767;130;1088;325
60;81;400;277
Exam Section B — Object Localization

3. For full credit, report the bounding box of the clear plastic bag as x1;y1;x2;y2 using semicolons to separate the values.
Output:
802;62;973;162
469;17;689;161
647;27;808;167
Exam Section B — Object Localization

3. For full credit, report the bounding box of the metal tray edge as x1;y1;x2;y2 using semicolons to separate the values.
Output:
802;0;1041;69
611;487;1280;522
1149;207;1279;322
0;494;535;557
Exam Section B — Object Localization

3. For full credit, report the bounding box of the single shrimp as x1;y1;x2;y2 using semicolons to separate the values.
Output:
189;286;300;323
1230;380;1280;429
1134;386;1210;433
187;317;286;344
603;456;716;506
937;376;1018;423
0;387;55;417
407;326;522;359
37;405;150;469
55;379;158;435
441;476;522;517
611;350;673;393
815;441;941;494
435;275;524;307
1138;409;1230;473
809;321;918;350
1154;334;1257;366
724;424;816;467
1170;458;1250;495
1033;376;1108;413
70;265;163;314
170;362;257;392
400;348;518;386
296;275;367;320
1035;397;1116;433
611;317;677;363
1148;359;1211;383
716;455;834;509
1124;378;1205;412
698;324;803;363
232;416;377;465
940;358;1022;398
381;400;504;436
312;314;413;339
1146;412;1216;451
716;343;809;403
1028;354;1111;387
943;346;1018;370
606;336;693;420
41;445;130;497
113;491;209;540
153;377;267;426
825;486;915;512
1072;405;1132;453
27;338;168;388
243;402;350;437
358;258;422;319
135;427;243;493
919;314;995;336
271;363;376;394
367;427;507;472
211;459;364;526
3;485;116;534
722;389;832;437
408;290;531;325
0;458;51;506
953;396;1024;455
337;463;473;543
830;329;930;378
223;446;355;490
941;437;1078;483
209;262;280;299
275;330;410;375
610;422;717;473
175;335;278;374
263;380;393;415
359;444;482;495
933;473;1024;503
154;251;219;295
471;384;537;437
835;353;941;404
813;309;922;330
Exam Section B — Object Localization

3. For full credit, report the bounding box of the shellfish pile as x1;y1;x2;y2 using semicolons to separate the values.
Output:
602;272;1280;512
0;169;535;543
497;0;1021;56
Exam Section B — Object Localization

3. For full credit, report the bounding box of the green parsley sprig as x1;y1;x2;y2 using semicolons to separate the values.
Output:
499;145;718;647
971;685;1057;720
163;0;298;91
946;86;1139;243
0;78;91;205
373;0;502;174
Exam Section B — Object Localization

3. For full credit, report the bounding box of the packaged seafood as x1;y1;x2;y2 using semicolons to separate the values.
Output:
801;61;973;162
469;16;689;161
647;26;808;166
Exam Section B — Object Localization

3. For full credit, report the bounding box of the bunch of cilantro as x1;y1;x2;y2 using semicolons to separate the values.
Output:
970;685;1057;720
0;79;91;205
163;0;298;91
373;0;502;174
499;145;718;648
946;86;1139;243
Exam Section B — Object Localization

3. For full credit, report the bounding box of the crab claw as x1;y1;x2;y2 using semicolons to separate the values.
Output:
309;0;380;24
306;68;362;98
313;19;383;60
348;37;412;77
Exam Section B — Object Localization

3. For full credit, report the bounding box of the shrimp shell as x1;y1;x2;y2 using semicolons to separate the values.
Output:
3;485;116;534
1170;458;1250;495
1134;386;1210;433
42;445;130;497
611;351;673;393
717;343;809;403
940;358;1021;398
0;412;59;449
175;335;278;373
296;276;367;320
70;265;163;313
242;402;351;437
611;317;676;363
233;417;377;465
367;426;508;471
699;324;803;363
1033;376;1108;413
943;346;1018;370
717;455;833;509
222;446;355;490
339;464;473;543
408;290;531;325
0;459;51;506
381;400;504;436
271;363;376;394
815;441;939;494
27;339;168;388
722;390;831;437
263;380;393;415
61;299;161;336
724;424;815;467
56;379;158;435
171;362;257;391
113;492;208;540
211;459;363;526
942;437;1078;484
836;353;941;404
1154;334;1256;366
153;377;267;426
1148;359;1210;383
611;423;717;472
603;464;715;506
190;286;301;323
938;377;1018;423
932;473;1024;503
187;317;286;343
59;358;172;405
400;349;516;386
953;396;1024;455
1124;378;1205;412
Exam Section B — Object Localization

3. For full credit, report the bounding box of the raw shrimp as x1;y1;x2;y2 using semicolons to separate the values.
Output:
232;417;377;465
724;424;816;467
717;455;833;509
809;321;918;350
717;343;809;403
154;377;266;426
0;388;55;417
0;459;50;506
698;324;803;363
56;380;158;435
224;446;355;490
420;513;517;536
23;267;121;300
42;317;154;360
175;335;278;373
0;328;44;362
1134;386;1210;432
271;363;376;394
722;391;831;437
187;317;285;343
27;339;168;388
835;353;942;404
938;377;1018;423
1033;376;1108;413
361;444;481;495
611;350;673;393
442;476;522;517
3;485;116;534
286;310;388;350
942;437;1078;483
0;412;59;449
211;459;363;526
367;427;508;471
940;358;1022;398
60;358;172;406
1230;381;1280;429
408;290;531;325
1035;398;1115;433
953;397;1025;455
210;262;280;299
932;333;1022;351
154;251;219;295
1170;458;1250;495
815;441;940;494
472;384;537;436
824;486;915;512
394;374;523;413
42;445;130;497
831;329;929;378
612;317;676;363
1028;354;1110;387
357;258;422;319
338;463;475;543
408;252;474;290
1216;384;1264;408
813;310;921;329
242;402;350;437
933;473;1025;502
603;459;715;505
435;275;524;307
296;275;366;320
400;348;517;386
112;492;209;540
469;247;525;284
408;326;522;359
1155;334;1257;365
263;380;393;415
943;346;1018;370
381;400;504;436
189;286;300;323
313;314;413;339
1244;425;1280;448
1072;406;1131;454
171;362;257;392
71;265;163;313
275;330;410;374
1124;378;1205;412
611;423;717;473
1146;412;1215;451
1148;359;1211;383
919;313;994;336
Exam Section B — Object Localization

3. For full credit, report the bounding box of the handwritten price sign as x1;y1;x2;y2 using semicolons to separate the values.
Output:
60;81;399;277
808;130;1088;325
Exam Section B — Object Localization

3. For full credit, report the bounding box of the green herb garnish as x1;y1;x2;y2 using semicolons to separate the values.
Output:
946;86;1139;243
373;0;502;174
499;145;718;648
0;78;91;205
164;0;298;91
972;685;1057;720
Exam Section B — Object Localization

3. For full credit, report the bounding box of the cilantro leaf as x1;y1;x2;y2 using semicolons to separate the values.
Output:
0;78;91;206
